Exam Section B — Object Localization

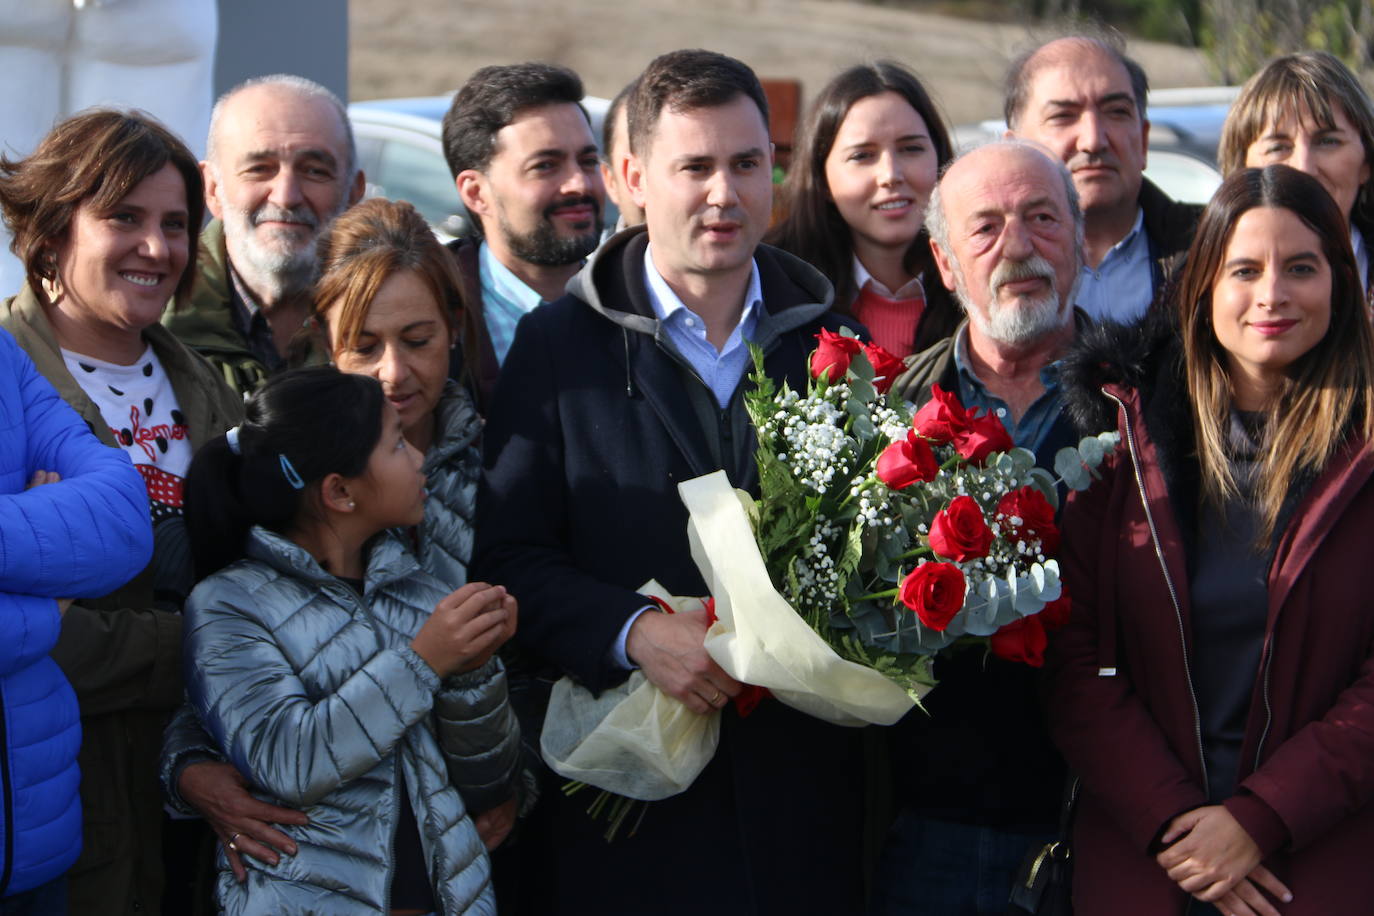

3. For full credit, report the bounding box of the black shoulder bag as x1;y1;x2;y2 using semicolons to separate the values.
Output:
1007;775;1079;915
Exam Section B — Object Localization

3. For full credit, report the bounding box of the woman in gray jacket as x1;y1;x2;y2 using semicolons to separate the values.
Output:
182;368;520;916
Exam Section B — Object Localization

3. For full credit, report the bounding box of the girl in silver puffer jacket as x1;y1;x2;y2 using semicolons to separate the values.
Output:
181;368;520;916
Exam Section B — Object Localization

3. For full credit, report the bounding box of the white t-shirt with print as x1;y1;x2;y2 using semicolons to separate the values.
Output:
63;344;193;523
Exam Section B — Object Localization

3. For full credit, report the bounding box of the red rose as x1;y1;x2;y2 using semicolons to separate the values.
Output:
928;495;994;561
876;432;939;490
989;615;1048;667
1038;587;1071;631
862;342;905;394
810;328;862;382
911;385;970;444
898;561;966;631
952;409;1013;464
995;487;1060;555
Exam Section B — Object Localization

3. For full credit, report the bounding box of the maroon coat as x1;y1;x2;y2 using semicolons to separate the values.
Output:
1048;319;1374;915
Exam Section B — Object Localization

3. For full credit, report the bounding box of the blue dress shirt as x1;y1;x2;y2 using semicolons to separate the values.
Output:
952;324;1068;463
1073;208;1153;324
611;244;764;668
642;243;763;409
479;242;546;365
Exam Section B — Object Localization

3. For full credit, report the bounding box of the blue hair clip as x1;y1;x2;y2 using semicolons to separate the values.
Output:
225;426;242;455
279;453;305;490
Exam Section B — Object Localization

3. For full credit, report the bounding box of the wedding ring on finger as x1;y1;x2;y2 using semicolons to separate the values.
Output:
227;832;241;852
711;690;723;706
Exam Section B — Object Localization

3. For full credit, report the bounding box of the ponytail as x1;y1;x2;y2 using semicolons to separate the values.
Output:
185;367;386;579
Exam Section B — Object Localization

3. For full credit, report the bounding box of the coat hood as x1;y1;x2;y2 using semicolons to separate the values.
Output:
1058;306;1184;437
565;225;837;345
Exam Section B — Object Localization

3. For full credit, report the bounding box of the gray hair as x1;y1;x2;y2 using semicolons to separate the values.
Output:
924;139;1083;261
205;74;357;181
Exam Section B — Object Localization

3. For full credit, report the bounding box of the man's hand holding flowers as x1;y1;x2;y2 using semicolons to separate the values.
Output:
626;606;742;715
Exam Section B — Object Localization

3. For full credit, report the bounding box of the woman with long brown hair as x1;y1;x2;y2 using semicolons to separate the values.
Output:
1050;164;1374;916
768;61;958;358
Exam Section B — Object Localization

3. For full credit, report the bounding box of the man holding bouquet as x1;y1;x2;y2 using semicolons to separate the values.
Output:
875;141;1087;914
474;49;868;915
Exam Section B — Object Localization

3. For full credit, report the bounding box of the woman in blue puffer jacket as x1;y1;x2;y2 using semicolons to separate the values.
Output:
181;367;520;916
0;327;152;908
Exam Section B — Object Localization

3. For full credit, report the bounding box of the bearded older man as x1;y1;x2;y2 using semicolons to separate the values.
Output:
874;140;1087;916
164;75;364;397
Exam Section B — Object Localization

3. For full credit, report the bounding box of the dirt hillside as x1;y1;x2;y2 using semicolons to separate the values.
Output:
349;0;1215;123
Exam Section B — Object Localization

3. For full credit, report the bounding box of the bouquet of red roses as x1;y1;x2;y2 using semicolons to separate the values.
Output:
540;328;1116;834
736;328;1116;689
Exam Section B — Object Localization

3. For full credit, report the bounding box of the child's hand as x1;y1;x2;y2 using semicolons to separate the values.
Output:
467;588;517;671
411;583;513;678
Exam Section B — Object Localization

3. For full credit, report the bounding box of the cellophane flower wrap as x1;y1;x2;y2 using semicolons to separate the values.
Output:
734;329;1117;691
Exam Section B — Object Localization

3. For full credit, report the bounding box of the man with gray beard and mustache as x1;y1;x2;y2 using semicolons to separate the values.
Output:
164;75;364;398
875;141;1088;916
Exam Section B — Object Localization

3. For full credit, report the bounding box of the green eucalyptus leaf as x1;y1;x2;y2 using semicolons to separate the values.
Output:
1006;447;1037;476
849;376;878;403
849;351;876;382
1077;435;1105;465
1054;446;1091;490
1026;467;1060;509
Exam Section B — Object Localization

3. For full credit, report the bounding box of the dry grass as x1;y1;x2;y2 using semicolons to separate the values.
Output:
349;0;1214;122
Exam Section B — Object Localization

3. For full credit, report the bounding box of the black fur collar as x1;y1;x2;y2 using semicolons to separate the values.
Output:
1060;307;1201;539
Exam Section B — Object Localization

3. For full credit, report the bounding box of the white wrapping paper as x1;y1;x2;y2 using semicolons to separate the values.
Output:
541;586;720;801
681;470;922;727
540;470;926;800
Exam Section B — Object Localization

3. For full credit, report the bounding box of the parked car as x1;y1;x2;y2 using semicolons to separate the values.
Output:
348;94;613;241
952;86;1238;205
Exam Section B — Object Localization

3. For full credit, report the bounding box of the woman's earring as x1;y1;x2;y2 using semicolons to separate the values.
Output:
347;501;356;510
40;249;62;299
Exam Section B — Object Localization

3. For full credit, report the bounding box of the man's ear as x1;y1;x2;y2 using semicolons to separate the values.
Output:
456;169;491;218
201;161;224;220
348;167;366;206
929;236;958;294
625;153;648;210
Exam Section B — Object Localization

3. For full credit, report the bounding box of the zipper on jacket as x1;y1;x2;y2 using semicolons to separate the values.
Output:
0;683;13;895
1254;632;1276;768
383;745;401;912
1102;388;1209;791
